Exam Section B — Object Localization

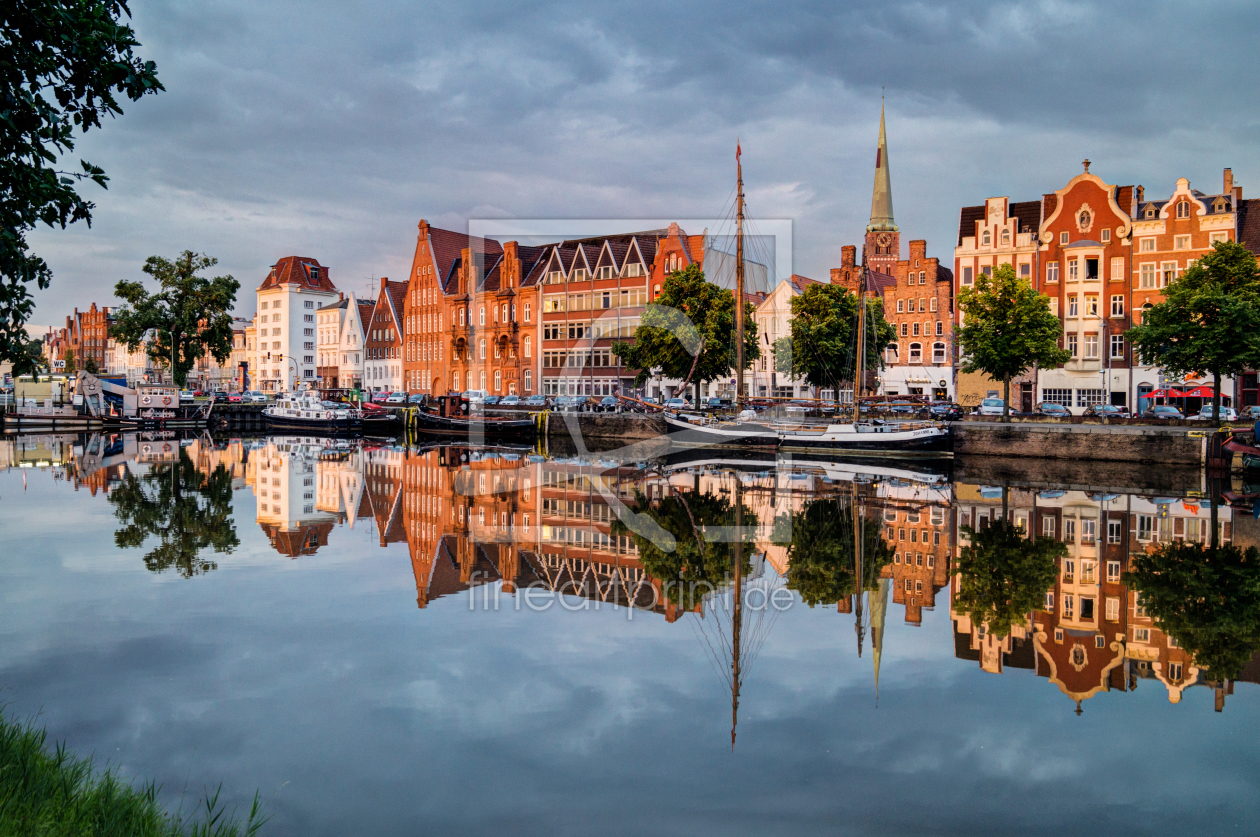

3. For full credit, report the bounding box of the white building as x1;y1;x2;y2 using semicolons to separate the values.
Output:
749;275;827;400
252;257;340;392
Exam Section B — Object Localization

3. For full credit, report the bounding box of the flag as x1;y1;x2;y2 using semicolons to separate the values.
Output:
736;140;741;163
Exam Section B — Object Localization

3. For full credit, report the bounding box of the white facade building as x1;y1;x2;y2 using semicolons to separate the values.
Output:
251;257;340;392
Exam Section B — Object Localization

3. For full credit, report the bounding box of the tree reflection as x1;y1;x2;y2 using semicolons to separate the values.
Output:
1124;540;1260;681
953;520;1063;639
109;448;239;577
772;497;892;608
613;487;757;611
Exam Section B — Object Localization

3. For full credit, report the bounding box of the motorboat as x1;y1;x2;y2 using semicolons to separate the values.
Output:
775;418;949;453
263;392;361;431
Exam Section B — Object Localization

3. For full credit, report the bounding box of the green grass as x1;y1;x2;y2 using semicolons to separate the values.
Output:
0;709;266;836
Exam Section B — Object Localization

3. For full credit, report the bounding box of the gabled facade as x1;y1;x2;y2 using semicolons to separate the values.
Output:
337;296;370;392
364;279;407;393
751;274;822;399
316;297;349;388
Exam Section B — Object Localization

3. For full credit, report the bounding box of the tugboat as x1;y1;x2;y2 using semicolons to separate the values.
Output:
405;394;536;440
262;391;362;431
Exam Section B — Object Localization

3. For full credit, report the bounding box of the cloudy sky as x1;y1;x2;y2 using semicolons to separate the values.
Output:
27;0;1260;325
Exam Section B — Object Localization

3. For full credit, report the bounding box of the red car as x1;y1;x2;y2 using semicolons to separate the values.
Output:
227;392;243;403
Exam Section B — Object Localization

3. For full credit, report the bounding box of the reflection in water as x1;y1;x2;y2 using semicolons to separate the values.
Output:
108;443;239;578
12;431;1260;716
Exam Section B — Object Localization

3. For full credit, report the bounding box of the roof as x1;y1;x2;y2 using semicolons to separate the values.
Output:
957;205;985;246
1061;239;1103;249
1010;200;1042;233
788;274;823;292
866;269;897;297
958;200;1042;245
257;256;338;293
318;298;350;311
1238;199;1260;257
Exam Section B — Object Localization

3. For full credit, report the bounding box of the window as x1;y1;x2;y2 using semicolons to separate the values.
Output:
1109;257;1123;281
929;298;937;312
1139;237;1155;252
1086;295;1098;316
1101;229;1111;243
261;301;269;310
1110;295;1124;316
1161;262;1178;286
523;336;531;358
1174;235;1190;250
1084;333;1099;359
1210;231;1228;244
1176;200;1190;219
304;314;314;323
897;300;904;313
1063;594;1074;617
494;370;502;392
919;271;926;284
303;355;314;363
1049;298;1059;316
1068;296;1079;317
523;369;532;391
1045;591;1055;609
1042;516;1056;537
936;321;944;336
479;307;485;325
1000;230;1010;246
962;266;973;285
982;230;991;245
1076;388;1105;407
908;343;922;363
1020;262;1030;277
912;323;920;336
1047;262;1059;283
479;338;486;360
1107;557;1121;577
885;344;899;363
1060;231;1069;245
1068;259;1079;281
1140;263;1156;288
1137;515;1154;541
1134;627;1151;643
1110;334;1125;359
523;302;531;321
900;323;908;337
932;342;946;364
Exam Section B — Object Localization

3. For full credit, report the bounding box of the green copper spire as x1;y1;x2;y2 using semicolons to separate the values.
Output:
867;101;897;232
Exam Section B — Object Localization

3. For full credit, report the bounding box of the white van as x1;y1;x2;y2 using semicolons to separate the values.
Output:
461;390;489;404
977;398;1005;416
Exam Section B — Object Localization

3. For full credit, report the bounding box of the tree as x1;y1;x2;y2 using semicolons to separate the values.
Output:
111;252;239;387
83;354;99;374
953;519;1064;639
773;283;895;402
62;347;76;373
1127;240;1260;422
612;264;758;406
109;447;239;578
771;497;893;608
1;0;162;364
956;265;1070;421
7;335;43;377
1123;540;1260;681
611;487;756;611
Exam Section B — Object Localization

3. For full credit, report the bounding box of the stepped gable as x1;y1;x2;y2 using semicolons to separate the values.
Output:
258;256;337;293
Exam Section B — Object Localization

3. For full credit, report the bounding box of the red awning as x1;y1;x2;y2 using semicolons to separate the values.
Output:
1180;385;1217;398
1146;388;1184;398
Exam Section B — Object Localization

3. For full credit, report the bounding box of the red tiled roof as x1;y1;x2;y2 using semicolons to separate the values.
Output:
258;256;337;293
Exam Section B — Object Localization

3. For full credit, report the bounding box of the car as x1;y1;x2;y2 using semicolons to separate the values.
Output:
597;396;620;412
1083;404;1127;418
192;389;207;397
663;397;688;410
461;390;489;404
243;391;269;403
499;395;522;406
706;397;734;411
179;389;195;403
227;392;243;403
1242;405;1260;420
370;390;390;402
1196;405;1239;422
1142;405;1184;420
210;391;229;403
1035;402;1072;417
523;394;549;408
976;397;1006;416
926;402;964;421
886;401;918;415
385;392;408;405
482;395;501;406
407;393;426;404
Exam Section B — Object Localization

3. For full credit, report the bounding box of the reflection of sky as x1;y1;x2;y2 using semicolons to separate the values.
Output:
2;466;1258;837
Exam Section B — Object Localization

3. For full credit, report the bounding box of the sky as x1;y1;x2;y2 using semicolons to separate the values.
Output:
25;0;1260;326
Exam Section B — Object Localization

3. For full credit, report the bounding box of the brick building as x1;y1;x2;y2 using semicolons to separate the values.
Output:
364;279;406;393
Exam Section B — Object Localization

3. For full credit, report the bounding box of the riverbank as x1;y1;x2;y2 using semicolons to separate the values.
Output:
0;709;264;836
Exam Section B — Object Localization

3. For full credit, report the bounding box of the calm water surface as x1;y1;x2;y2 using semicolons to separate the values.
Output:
2;432;1258;836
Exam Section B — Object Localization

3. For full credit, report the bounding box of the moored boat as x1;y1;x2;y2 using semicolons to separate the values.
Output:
263;392;362;431
661;412;778;447
775;419;950;453
404;396;536;440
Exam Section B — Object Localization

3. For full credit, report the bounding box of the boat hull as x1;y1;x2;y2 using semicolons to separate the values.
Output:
662;415;778;447
777;423;951;454
408;409;537;439
263;414;362;432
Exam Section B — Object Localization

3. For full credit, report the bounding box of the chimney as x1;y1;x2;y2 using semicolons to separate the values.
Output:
1136;185;1144;203
1224;168;1234;196
841;245;857;268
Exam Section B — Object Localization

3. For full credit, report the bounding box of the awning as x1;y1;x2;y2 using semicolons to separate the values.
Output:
1146;388;1184;398
1180;385;1217;398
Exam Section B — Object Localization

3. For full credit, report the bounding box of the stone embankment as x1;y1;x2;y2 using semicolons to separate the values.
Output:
952;419;1213;465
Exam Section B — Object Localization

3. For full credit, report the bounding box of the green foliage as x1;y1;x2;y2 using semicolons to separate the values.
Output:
611;264;759;394
953;520;1063;639
1123;539;1260;680
1127;240;1260;420
63;347;77;373
0;707;266;836
109;447;239;577
0;0;163;364
956;265;1069;418
612;487;757;611
771;498;893;608
773;283;895;396
111;252;240;387
84;354;99;374
7;335;44;377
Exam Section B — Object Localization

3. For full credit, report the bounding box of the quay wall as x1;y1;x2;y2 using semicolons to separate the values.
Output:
952;421;1208;465
544;412;669;444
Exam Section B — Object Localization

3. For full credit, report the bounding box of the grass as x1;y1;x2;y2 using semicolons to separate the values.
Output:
0;708;266;836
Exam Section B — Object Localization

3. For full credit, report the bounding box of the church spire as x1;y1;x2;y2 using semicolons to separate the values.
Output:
867;100;897;232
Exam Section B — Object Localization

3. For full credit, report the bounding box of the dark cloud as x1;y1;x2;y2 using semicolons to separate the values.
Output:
26;0;1260;324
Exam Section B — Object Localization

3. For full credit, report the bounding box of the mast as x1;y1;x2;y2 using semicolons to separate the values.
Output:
852;483;864;657
852;254;867;424
735;141;745;410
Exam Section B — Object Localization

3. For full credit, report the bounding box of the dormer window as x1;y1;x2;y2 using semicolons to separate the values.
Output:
982;230;991;246
1214;199;1226;213
307;265;320;283
1144;206;1156;219
1176;201;1190;219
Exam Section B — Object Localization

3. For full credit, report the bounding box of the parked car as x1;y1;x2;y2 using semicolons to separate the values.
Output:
925;402;964;421
243;391;269;403
210;391;229;403
974;397;1005;416
597;396;620;412
179;390;195;403
1142;405;1184;420
499;395;522;407
1196;405;1239;421
461;389;489;404
1036;402;1072;417
663;397;688;410
523;394;549;408
385;392;408;405
370;390;390;403
705;397;733;411
482;395;501;406
227;392;243;403
1084;404;1128;418
885;401;918;415
407;393;426;404
1242;405;1260;420
192;389;207;397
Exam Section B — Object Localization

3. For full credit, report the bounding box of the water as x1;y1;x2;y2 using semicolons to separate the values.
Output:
2;432;1258;836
